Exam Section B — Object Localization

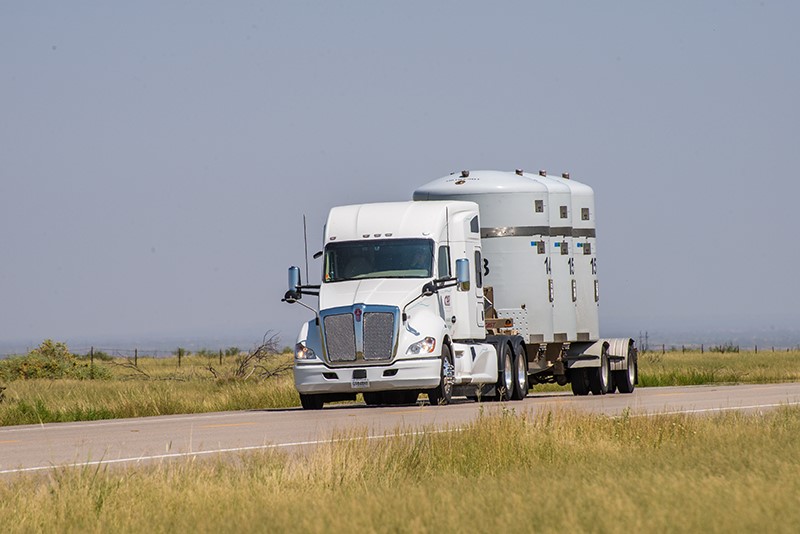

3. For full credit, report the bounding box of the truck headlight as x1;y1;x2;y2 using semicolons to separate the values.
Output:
295;342;317;360
406;337;436;355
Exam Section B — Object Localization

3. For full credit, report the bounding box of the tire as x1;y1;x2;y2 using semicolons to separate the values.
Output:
510;338;528;401
614;344;637;394
427;345;454;406
589;345;611;395
495;342;514;401
570;368;590;396
299;393;324;410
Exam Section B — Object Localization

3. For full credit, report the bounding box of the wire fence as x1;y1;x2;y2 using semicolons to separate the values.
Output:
639;343;800;354
3;341;800;361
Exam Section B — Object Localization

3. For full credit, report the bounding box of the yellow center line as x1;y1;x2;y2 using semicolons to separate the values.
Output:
198;422;257;429
0;440;20;444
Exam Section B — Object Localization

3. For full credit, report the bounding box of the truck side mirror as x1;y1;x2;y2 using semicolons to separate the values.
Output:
286;266;302;301
455;258;470;291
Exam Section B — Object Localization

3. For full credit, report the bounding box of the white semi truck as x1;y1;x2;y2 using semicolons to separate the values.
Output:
283;169;637;409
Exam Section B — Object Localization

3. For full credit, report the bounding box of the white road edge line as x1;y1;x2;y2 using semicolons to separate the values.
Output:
630;401;800;417
0;411;267;435
0;428;459;476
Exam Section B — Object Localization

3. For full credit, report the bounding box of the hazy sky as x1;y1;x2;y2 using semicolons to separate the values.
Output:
2;1;799;350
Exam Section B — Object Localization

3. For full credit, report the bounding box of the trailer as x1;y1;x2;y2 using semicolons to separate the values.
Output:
283;170;637;409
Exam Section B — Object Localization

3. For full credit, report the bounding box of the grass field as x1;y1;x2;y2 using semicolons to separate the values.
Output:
1;407;799;532
1;347;800;426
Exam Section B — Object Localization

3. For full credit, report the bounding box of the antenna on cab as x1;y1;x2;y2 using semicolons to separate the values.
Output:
303;214;310;284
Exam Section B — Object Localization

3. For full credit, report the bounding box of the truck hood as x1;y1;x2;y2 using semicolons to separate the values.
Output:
319;279;427;311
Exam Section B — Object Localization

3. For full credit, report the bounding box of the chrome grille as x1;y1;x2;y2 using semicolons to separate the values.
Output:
363;312;395;360
323;313;356;361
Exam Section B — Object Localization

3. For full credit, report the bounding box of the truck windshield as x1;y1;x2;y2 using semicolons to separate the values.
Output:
324;238;434;282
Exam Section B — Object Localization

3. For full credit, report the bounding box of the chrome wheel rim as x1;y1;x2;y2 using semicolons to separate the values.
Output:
503;351;513;392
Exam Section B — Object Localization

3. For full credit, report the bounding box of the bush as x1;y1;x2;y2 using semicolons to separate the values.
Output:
710;342;740;353
0;340;110;381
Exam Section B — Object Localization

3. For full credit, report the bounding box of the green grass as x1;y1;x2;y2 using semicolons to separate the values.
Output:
2;407;799;532
2;349;800;427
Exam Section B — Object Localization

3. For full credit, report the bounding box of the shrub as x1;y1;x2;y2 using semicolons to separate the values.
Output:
0;340;110;381
710;342;740;353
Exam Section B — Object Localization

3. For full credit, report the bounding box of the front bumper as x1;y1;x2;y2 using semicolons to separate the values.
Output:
294;357;441;394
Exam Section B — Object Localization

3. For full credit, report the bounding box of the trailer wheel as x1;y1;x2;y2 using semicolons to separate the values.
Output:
495;342;514;401
570;368;590;396
299;393;324;410
589;345;611;395
614;344;637;394
511;338;528;401
427;345;454;406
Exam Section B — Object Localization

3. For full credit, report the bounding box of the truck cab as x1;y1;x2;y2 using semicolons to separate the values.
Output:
287;201;492;409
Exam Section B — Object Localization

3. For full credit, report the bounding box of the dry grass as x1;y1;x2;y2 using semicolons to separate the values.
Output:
0;354;297;426
1;407;799;532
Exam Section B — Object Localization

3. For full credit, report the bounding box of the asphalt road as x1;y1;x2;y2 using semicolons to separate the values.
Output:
3;382;800;476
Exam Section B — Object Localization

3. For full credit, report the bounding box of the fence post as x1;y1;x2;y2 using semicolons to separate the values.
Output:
219;349;223;365
682;345;685;353
134;348;138;366
755;345;758;354
701;344;704;354
177;347;182;367
662;344;665;354
90;346;94;379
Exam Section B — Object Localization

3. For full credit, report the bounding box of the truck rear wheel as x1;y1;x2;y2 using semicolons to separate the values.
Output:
570;368;590;396
589;345;611;395
511;338;528;401
299;393;324;410
427;345;454;406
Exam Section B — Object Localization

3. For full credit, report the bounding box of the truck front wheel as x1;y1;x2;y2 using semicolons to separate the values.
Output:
427;345;454;406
